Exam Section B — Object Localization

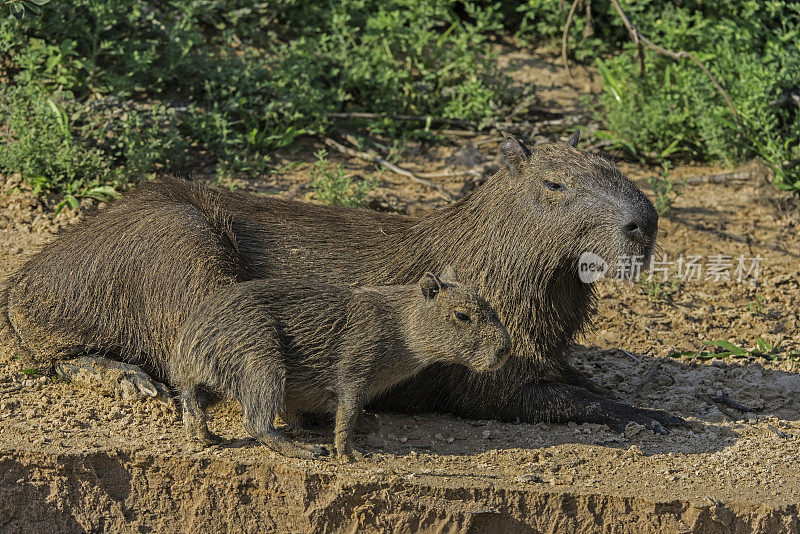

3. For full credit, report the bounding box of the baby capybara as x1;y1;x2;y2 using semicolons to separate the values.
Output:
169;268;510;460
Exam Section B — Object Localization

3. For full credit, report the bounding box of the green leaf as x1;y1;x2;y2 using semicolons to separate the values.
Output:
702;339;748;356
64;194;80;210
46;97;71;139
85;186;119;200
659;138;682;158
595;58;622;102
53;200;67;217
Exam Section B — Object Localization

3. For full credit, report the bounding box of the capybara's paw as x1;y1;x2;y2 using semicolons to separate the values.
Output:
337;447;365;463
292;444;327;459
273;441;327;459
198;429;224;445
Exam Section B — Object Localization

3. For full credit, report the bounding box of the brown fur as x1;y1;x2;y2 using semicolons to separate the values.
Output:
170;271;510;459
5;139;682;431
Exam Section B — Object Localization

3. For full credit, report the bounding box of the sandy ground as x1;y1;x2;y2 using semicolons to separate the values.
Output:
1;47;799;533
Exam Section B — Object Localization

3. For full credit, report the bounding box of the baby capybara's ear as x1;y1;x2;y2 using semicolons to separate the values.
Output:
419;272;443;300
439;265;458;285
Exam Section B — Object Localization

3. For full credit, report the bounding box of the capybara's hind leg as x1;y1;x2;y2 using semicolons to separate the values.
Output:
239;366;324;459
180;388;222;445
55;356;173;404
246;425;325;459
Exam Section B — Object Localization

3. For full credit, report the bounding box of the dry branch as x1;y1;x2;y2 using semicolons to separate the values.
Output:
684;160;772;185
323;137;453;201
631;358;663;399
560;0;582;77
328;112;470;127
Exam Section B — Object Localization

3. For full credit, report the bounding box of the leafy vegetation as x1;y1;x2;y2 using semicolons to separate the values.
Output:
638;273;680;304
670;337;800;362
589;1;799;191
0;0;798;202
0;0;507;200
309;150;377;207
647;162;683;219
501;0;800;192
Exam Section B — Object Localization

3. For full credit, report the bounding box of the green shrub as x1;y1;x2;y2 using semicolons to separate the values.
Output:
0;85;185;197
498;0;800;192
309;150;377;207
572;1;798;191
0;0;509;197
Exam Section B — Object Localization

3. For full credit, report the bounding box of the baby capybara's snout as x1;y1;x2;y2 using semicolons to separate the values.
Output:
475;328;511;372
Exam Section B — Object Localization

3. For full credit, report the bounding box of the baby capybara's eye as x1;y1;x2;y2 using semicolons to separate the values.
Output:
454;312;471;323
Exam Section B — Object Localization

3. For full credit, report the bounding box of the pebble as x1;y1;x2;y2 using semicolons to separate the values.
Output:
481;430;491;439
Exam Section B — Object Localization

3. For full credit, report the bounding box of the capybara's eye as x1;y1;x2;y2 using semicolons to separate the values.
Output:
454;312;471;323
542;180;566;192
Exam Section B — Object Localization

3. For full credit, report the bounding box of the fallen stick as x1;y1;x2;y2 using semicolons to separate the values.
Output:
323;138;452;201
560;0;582;77
684;161;772;185
631;358;662;398
708;393;756;413
328;112;470;127
335;132;481;180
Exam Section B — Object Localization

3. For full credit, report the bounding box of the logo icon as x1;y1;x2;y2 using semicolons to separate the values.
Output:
578;252;608;283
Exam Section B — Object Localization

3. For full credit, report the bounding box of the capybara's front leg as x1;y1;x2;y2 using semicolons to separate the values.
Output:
180;388;222;445
55;356;173;404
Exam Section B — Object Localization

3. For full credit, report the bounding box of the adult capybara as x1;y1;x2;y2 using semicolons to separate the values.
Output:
5;135;682;432
170;268;510;460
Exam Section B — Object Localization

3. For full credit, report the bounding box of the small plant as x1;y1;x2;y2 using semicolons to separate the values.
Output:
309;150;376;207
647;161;683;219
746;294;767;315
670;337;797;361
639;273;680;303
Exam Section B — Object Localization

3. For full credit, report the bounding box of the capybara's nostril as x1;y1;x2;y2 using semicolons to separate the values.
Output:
623;221;641;238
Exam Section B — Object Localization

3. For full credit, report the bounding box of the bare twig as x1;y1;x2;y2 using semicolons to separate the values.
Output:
334;131;481;179
561;0;582;76
607;0;741;126
708;393;756;413
323;138;452;201
417;169;481;179
619;348;641;363
631;358;663;398
684;160;772;185
328;112;470;127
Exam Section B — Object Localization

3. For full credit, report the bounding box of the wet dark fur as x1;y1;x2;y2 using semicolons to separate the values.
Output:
170;274;509;458
6;140;679;430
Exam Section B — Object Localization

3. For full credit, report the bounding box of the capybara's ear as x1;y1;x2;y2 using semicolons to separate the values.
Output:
499;135;532;174
439;265;458;284
567;129;581;148
420;272;443;300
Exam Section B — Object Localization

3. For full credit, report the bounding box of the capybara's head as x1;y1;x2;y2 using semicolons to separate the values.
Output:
486;133;658;279
410;266;511;372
